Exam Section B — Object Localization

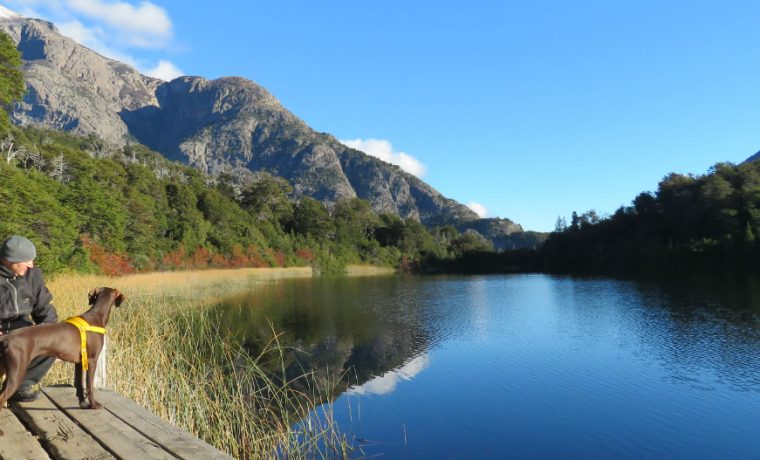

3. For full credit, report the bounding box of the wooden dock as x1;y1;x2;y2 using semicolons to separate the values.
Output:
0;385;234;460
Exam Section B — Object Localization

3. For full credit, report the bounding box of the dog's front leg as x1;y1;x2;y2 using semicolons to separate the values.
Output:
0;362;20;410
83;358;101;409
0;351;27;409
74;362;85;405
0;352;26;436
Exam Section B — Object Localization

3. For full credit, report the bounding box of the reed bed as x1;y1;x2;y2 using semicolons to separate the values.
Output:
42;266;369;459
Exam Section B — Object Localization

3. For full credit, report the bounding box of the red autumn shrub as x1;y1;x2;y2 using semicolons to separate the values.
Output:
191;246;211;268
295;247;315;262
80;234;134;276
162;246;187;270
274;250;287;267
229;245;249;268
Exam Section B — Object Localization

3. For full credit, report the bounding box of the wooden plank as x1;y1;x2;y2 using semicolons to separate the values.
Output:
95;390;234;460
11;391;114;460
42;386;175;460
0;409;50;460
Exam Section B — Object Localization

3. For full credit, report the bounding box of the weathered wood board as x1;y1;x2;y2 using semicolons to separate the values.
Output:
0;408;50;460
94;389;234;460
42;386;178;460
2;386;235;460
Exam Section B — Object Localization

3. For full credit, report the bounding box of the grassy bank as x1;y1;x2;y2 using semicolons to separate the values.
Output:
41;266;390;458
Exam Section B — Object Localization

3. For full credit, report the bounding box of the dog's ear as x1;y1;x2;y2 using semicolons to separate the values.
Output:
114;290;125;307
88;288;102;305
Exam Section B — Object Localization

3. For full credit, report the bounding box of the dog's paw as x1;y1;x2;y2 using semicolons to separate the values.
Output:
79;396;102;409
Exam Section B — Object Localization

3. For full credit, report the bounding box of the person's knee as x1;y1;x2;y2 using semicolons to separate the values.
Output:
23;356;56;384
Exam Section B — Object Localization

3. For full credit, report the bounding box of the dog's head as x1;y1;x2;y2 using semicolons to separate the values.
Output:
88;287;126;307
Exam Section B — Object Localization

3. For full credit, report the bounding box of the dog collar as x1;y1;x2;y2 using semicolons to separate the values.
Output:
64;316;106;371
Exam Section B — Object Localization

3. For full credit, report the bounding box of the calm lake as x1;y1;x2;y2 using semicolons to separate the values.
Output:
216;273;760;459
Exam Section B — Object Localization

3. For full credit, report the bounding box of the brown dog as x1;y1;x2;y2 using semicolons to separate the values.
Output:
0;287;124;420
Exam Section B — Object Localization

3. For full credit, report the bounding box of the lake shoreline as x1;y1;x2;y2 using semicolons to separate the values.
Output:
41;264;394;458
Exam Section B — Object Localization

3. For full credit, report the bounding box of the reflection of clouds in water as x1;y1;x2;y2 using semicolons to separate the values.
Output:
468;277;490;341
348;354;430;395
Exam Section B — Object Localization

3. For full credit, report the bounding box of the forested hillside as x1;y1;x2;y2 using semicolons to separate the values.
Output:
0;125;501;275
542;161;760;274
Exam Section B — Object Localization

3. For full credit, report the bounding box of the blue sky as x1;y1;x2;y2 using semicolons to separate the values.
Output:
3;1;760;231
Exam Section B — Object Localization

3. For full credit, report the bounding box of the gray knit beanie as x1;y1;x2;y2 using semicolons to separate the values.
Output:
0;235;37;262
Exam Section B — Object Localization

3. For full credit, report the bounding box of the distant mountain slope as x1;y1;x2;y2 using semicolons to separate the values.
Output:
1;15;483;228
744;151;760;163
455;217;547;250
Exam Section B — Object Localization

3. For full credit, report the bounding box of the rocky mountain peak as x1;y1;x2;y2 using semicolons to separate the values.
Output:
1;16;161;144
0;15;488;229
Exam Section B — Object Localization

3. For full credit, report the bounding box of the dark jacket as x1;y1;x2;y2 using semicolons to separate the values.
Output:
0;265;58;330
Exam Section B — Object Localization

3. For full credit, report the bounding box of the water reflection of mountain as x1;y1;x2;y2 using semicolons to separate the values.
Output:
209;276;433;402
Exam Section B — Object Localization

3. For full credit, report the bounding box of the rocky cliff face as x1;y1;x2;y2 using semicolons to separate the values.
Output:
120;76;358;203
1;16;480;226
0;17;161;144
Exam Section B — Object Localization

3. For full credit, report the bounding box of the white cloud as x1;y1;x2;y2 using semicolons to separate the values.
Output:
65;0;172;46
8;0;182;81
340;138;427;178
9;0;174;49
0;5;21;18
58;19;98;43
58;19;137;64
143;59;183;81
348;354;429;396
3;0;52;19
468;201;488;218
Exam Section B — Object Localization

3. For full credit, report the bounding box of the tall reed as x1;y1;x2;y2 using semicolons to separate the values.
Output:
43;267;366;459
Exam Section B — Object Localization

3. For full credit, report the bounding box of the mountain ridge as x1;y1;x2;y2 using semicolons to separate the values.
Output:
744;151;760;163
0;15;539;242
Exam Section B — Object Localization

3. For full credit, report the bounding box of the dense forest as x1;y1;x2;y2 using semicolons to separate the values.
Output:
541;161;760;274
0;125;503;275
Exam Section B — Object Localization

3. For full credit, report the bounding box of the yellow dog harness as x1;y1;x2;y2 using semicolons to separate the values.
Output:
64;316;106;371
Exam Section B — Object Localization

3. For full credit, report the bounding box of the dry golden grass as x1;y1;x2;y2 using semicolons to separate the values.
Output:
343;265;396;276
46;266;313;308
42;266;363;459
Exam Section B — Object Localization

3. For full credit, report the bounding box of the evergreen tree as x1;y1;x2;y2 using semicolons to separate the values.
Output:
290;197;334;240
240;172;293;224
333;197;380;247
0;32;24;133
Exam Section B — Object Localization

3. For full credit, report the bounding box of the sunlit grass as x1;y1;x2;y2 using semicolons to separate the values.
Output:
42;266;374;459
